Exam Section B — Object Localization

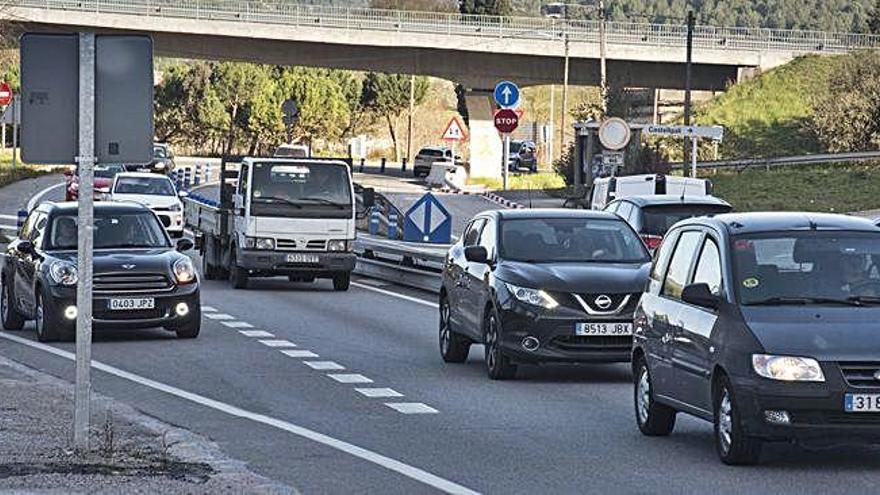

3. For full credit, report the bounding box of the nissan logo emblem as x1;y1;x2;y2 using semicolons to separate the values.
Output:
121;264;136;270
594;295;613;310
874;370;880;381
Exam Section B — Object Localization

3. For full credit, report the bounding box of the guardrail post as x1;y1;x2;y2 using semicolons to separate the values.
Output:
360;158;365;172
369;211;380;235
380;157;386;173
17;209;27;231
183;167;192;189
387;212;399;239
401;157;407;172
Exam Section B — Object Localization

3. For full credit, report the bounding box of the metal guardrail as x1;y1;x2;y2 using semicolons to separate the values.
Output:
354;235;446;293
11;0;880;54
697;150;880;171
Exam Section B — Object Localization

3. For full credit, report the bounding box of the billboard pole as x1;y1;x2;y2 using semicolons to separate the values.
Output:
74;32;96;454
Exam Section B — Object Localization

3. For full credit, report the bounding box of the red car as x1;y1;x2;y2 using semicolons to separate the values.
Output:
64;163;126;201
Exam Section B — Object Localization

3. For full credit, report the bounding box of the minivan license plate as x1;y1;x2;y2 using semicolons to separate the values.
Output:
575;322;633;336
845;394;880;412
286;253;320;264
109;298;155;311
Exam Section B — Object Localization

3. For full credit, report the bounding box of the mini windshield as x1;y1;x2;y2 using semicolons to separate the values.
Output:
114;176;175;196
48;212;169;250
642;204;731;236
734;231;880;306
500;218;650;263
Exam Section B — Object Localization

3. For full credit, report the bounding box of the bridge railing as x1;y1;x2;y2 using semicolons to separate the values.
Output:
13;0;880;54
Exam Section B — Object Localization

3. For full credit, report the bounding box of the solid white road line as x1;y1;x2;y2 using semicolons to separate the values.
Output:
384;403;439;414
204;313;234;320
0;213;19;220
0;224;18;231
327;373;373;384
280;350;319;358
26;182;65;211
239;330;275;338
303;361;345;371
221;321;254;329
351;282;438;309
258;339;297;348
201;305;218;312
355;388;404;398
0;332;478;495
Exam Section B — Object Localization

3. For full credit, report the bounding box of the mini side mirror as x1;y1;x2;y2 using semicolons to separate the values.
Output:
681;283;721;310
16;240;34;255
176;238;194;252
361;187;375;209
464;245;488;264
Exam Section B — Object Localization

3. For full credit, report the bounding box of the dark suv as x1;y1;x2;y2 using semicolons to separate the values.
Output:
2;202;200;341
633;212;880;464
439;209;651;379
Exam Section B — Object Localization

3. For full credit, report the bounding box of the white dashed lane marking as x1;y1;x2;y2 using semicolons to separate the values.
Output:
201;306;218;312
281;350;320;358
239;330;275;338
355;388;404;398
328;373;373;384
303;361;345;371
222;321;254;328
385;403;439;414
204;313;234;320
258;340;297;348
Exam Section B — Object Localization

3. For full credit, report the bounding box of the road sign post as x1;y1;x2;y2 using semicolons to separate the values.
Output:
11;96;17;169
494;108;519;190
502;134;510;190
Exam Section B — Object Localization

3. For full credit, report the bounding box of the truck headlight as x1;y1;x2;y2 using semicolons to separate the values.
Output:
752;354;825;382
173;258;196;284
49;261;78;286
244;237;275;250
504;283;558;309
169;203;181;212
327;240;351;252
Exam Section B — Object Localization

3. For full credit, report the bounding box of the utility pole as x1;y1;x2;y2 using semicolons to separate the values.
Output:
548;85;555;163
407;74;415;163
560;7;570;165
599;0;608;114
683;10;694;176
11;96;18;169
74;32;96;453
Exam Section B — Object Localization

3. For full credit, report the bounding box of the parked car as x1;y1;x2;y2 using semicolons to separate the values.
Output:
64;163;126;201
110;172;187;238
439;209;652;379
632;212;880;465
273;143;310;158
589;174;713;210
123;143;176;174
605;195;732;251
1;202;199;341
508;140;537;172
413;146;454;177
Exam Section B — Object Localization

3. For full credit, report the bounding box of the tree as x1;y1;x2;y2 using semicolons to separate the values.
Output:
459;0;511;16
212;62;273;155
810;51;880;152
279;67;350;146
361;72;429;160
154;62;226;148
370;0;457;11
869;0;880;33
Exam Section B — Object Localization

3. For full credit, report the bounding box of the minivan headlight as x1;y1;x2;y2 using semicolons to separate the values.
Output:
752;354;825;382
49;261;78;286
173;258;196;284
505;283;558;309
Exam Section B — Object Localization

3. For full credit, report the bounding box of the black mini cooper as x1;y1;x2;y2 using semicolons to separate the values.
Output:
2;202;200;341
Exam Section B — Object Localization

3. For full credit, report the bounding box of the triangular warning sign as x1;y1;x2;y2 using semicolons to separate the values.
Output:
441;117;467;141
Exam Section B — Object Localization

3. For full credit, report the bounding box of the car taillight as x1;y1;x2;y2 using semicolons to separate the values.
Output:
641;235;663;250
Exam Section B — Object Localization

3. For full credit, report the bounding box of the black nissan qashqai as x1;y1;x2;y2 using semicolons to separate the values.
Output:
1;201;200;341
439;209;652;379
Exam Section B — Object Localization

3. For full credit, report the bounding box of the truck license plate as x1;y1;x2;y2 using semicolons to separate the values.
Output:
845;394;880;412
109;298;155;311
286;253;320;264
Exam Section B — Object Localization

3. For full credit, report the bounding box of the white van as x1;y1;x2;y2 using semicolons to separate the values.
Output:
589;174;712;210
273;144;310;158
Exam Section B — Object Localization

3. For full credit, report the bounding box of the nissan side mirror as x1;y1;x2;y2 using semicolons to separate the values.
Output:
464;245;489;264
362;188;375;209
176;238;194;252
681;283;721;310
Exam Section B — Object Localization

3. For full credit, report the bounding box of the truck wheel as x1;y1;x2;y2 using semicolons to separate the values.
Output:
332;272;351;291
229;249;249;290
1;280;25;330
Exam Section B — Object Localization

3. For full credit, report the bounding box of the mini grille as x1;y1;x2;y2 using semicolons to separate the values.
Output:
93;273;172;294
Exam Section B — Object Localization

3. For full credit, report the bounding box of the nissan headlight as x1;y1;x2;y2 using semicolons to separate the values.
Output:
173;258;196;284
327;240;351;252
49;261;78;286
244;237;275;250
505;283;558;309
752;354;825;382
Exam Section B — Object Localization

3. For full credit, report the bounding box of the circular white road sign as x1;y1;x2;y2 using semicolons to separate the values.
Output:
598;117;632;151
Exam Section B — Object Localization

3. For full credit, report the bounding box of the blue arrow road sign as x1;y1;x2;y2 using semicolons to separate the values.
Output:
494;80;520;109
403;193;452;244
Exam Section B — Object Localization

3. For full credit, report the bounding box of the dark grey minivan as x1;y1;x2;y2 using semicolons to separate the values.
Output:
632;212;880;465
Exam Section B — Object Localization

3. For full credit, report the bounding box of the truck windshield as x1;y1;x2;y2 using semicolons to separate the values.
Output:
48;212;170;250
249;162;352;218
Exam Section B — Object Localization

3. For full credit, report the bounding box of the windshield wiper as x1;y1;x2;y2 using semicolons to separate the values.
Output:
744;296;863;307
253;196;302;208
297;197;348;208
846;296;880;306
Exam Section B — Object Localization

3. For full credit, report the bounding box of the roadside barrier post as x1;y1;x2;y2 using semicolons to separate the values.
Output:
380;158;386;173
360;158;365;173
205;163;213;182
195;163;203;184
402;158;407;172
388;212;398;239
16;209;27;231
369;211;380;235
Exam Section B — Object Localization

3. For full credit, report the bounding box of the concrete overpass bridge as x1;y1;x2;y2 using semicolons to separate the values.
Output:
5;0;880;175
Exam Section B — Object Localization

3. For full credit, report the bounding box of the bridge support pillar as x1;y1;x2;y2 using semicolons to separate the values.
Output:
465;91;502;179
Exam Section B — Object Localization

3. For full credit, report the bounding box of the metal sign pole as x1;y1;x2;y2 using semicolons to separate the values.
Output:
502;134;510;190
12;96;18;169
691;137;698;178
73;32;96;454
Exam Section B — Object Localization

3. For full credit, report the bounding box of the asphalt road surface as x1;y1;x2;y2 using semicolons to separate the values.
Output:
5;179;880;494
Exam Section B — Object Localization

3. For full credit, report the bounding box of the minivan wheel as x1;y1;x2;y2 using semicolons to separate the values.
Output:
634;357;676;436
439;295;469;363
714;376;763;465
484;307;516;380
1;281;25;330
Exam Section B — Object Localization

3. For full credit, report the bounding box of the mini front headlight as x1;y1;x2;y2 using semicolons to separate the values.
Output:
504;283;558;309
327;240;349;252
173;258;196;284
49;261;78;286
752;354;825;382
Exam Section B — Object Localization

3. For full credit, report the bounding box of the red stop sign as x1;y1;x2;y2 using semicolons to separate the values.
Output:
494;108;519;134
0;82;11;106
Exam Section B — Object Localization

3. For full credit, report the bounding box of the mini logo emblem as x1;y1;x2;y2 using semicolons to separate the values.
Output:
594;295;613;310
874;370;880;381
121;264;136;270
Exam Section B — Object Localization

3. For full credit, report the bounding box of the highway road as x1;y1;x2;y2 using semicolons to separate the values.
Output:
3;180;880;494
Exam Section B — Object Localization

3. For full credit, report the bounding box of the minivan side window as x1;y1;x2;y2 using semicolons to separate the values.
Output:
617;202;634;223
692;238;723;297
662;231;703;299
463;219;485;247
